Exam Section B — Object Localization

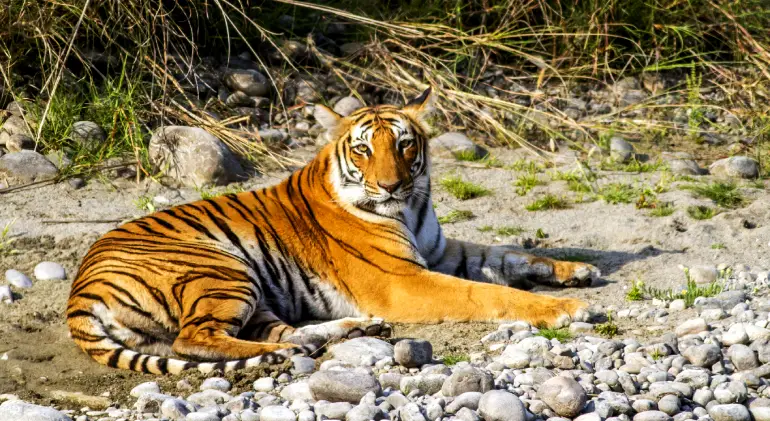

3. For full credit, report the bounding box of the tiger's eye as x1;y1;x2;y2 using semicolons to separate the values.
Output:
353;144;370;155
400;139;414;149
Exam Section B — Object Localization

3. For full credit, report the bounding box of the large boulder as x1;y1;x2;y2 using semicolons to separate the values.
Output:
0;150;58;185
149;126;245;187
709;156;760;179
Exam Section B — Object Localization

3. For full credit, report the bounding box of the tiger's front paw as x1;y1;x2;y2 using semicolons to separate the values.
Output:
533;297;589;328
552;261;600;287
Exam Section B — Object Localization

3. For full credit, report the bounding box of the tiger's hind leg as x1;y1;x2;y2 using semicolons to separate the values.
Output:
243;314;392;349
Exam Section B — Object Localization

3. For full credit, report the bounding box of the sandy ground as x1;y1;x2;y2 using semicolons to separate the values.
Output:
0;144;768;407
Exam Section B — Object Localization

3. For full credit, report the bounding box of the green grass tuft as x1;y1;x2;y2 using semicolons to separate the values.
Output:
134;195;156;212
598;183;637;204
513;174;543;196
0;220;19;257
477;225;494;233
711;243;726;250
440;175;492;200
687;205;717;220
437;210;475;224
649;202;675;217
685;182;745;208
197;184;248;200
525;195;569;211
535;327;572;341
626;281;644;301
442;353;470;365
496;226;526;236
595;313;619;338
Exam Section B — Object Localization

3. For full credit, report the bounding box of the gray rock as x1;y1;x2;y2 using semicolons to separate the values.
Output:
294;79;321;103
346;404;385;421
748;397;770;421
499;348;530;369
688;266;718;284
223;69;269;97
33;262;66;281
539;375;587;417
709;156;759;179
134;392;175;412
333;97;363;117
186;413;220;421
149;126;245;187
6;134;34;152
478;390;527;421
675;369;710;389
661;152;705;176
610;137;634;162
633;411;673;421
658;395;680;416
187;389;232;407
45;150;72;170
441;367;494;396
130;381;161;397
201;377;231;392
445;392;483;414
692;389;714;407
400;374;447;395
330;337;394;366
0;287;14;304
316;401;354;419
0;115;32;136
308;370;381;403
713;381;747;404
728;344;759;371
253;377;275;392
160;398;194;421
455;407;480;421
260;405;297;421
429;132;488;160
708;404;750;421
569;322;594;335
0;400;72;421
296;410;313;421
682;344;721;367
291;356;315;375
280;381;313;402
5;270;31;289
394;339;433;368
0;150;58;185
70;121;105;148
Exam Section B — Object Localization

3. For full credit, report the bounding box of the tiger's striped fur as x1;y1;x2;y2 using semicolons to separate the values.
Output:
67;88;599;374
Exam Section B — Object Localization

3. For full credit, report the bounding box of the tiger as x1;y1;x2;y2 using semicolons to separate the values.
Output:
67;87;600;375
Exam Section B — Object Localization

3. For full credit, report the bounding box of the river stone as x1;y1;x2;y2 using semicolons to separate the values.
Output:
610;137;634;162
280;381;313;402
394;339;433;368
0;151;58;184
308;370;381;403
0;115;32;137
445;392;483;414
478;390;526;421
728;344;759;371
709;156;759;179
33;262;66;281
429;132;488;160
315;401;354;419
200;377;231;392
6;134;34;152
333;97;363;116
260;405;297;421
675;319;708;337
160;398;193;421
713;381;747;404
441;366;494;396
224;69;269;96
748;397;770;421
661;152;705;175
632;411;673;421
130;381;161;397
0;400;72;421
1;286;14;303
539;375;587;417
5;269;31;289
70;121;105;148
330;337;394;366
149;126;245;187
346;404;386;421
708;403;751;421
689;266;718;284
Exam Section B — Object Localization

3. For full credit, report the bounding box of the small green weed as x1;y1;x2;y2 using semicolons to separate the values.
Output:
496;226;526;236
440;175;491;200
454;150;485;162
626;280;644;301
535;326;572;341
197;184;247;200
650;348;663;361
526;195;569;211
649;202;675;217
595;313;619;338
477;225;494;233
711;243;726;250
0;219;19;257
513;174;543;196
685;182;745;208
598;183;637;204
535;228;548;239
442;353;470;365
627;268;724;307
508;159;544;173
134;195;156;212
687;205;716;220
601;159;662;173
437;210;475;224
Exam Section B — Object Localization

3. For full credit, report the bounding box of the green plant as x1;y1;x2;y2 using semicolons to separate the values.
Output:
649;202;675;217
442;353;470;365
626;280;644;301
650;348;663;361
687;205;716;220
440;175;491;200
535;327;572;341
134;195;156;212
477;225;494;233
598;183;637;204
508;160;543;173
535;228;548;239
711;243;726;250
630;268;724;308
595;313;619;338
0;219;19;257
454;150;486;162
513;174;543;196
526;195;569;211
437;210;475;224
496;226;526;236
685;182;745;208
197;184;248;200
686;66;705;141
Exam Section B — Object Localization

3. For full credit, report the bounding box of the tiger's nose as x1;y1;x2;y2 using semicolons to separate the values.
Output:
378;180;402;193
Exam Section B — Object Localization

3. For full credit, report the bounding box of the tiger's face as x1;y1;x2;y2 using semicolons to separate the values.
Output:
315;88;435;216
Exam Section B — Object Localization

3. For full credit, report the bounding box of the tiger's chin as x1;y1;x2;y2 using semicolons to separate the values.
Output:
372;198;407;217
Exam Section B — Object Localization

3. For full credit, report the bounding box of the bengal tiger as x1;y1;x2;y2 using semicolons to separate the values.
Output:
67;87;599;375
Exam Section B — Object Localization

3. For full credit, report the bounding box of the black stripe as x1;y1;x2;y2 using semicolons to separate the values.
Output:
107;349;123;367
412;198;430;236
129;352;142;371
157;358;169;374
455;245;469;278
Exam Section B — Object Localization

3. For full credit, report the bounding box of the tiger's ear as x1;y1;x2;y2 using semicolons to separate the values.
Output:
402;87;435;131
314;104;343;131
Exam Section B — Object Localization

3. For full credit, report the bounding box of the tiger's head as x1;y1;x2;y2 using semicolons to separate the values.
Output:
314;88;435;216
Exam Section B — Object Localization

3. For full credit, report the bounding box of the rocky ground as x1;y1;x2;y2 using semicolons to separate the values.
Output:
2;58;770;420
